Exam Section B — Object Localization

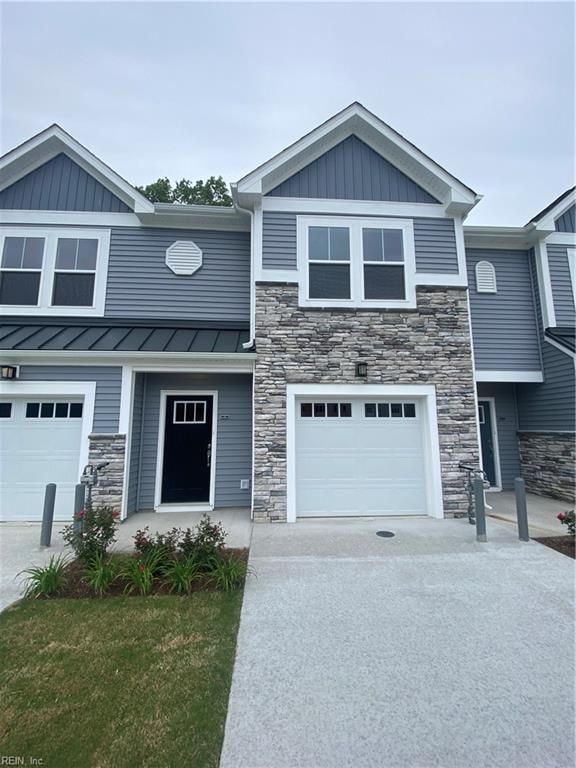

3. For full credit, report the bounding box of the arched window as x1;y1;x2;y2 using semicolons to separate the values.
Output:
475;260;497;293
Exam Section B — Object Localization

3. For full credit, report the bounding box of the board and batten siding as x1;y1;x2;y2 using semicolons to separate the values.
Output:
515;252;575;432
0;154;131;213
466;249;541;371
133;373;252;510
267;135;439;203
548;244;575;327
17;365;122;433
555;204;575;233
106;227;250;322
262;213;459;273
126;372;145;515
477;383;520;490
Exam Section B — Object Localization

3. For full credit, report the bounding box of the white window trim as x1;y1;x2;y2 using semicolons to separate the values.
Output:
296;215;416;309
154;390;218;513
567;247;576;312
286;383;443;522
0;227;110;317
0;380;95;482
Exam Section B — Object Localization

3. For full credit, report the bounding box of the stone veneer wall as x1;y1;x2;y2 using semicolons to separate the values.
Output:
518;431;575;503
88;434;126;510
253;284;479;522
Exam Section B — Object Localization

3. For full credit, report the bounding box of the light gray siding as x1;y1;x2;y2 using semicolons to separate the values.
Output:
0;154;131;212
548;244;575;326
134;373;252;510
516;252;575;432
267;135;439;203
106;227;250;322
467;249;541;371
17;365;122;432
262;212;458;273
477;383;520;490
555;204;575;233
126;372;145;514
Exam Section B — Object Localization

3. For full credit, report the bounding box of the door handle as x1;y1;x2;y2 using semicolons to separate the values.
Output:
207;443;212;467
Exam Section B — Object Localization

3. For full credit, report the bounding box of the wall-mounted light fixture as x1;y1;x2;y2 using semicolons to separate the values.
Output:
1;365;19;380
355;362;368;378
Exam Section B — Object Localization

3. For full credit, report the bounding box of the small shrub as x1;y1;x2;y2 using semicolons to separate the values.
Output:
82;554;118;597
21;555;69;598
133;526;181;567
179;515;226;567
61;505;119;564
162;557;201;595
208;555;248;591
121;550;164;596
558;510;575;537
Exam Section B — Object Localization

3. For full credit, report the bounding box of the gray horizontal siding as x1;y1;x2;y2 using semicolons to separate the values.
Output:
555;204;575;233
0;154;131;212
136;373;252;510
17;365;122;432
548;244;575;326
127;372;145;515
467;249;541;370
477;383;520;490
267;135;439;203
516;252;575;432
106;227;250;322
414;218;458;273
262;212;458;273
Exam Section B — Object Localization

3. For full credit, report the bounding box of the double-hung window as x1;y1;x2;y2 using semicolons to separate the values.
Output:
0;228;109;316
298;216;416;308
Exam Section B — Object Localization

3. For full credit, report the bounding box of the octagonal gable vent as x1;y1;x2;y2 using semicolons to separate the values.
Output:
166;240;203;275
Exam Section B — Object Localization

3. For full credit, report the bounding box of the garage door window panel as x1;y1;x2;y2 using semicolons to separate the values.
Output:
300;402;352;418
25;401;83;419
0;402;12;419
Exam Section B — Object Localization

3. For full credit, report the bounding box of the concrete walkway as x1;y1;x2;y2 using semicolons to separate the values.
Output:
487;491;572;537
221;517;575;768
0;507;251;612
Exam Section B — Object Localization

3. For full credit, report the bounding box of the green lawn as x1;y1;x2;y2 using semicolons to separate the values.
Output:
0;593;243;768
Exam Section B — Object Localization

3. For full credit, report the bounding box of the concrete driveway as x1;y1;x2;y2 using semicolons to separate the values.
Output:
221;517;574;768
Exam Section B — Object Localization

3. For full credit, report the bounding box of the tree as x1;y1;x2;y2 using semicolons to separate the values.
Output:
136;175;233;206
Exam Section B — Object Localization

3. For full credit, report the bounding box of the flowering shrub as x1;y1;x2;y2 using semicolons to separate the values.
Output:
62;505;119;564
557;510;575;537
132;515;227;568
133;526;181;562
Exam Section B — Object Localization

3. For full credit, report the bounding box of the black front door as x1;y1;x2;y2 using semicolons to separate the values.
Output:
478;400;497;487
161;395;213;504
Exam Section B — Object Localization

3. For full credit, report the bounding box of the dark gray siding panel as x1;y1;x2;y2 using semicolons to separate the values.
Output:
106;227;250;322
516;253;575;431
136;373;252;509
548;244;575;326
262;212;298;270
0;154;131;212
414;218;458;273
126;372;145;514
262;213;459;273
267;135;439;203
17;365;122;432
555;204;575;233
467;249;541;370
477;383;520;490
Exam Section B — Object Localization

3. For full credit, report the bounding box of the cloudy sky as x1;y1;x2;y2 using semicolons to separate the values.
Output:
1;1;574;225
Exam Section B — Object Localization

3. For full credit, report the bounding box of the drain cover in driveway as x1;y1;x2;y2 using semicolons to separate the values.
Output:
376;530;395;538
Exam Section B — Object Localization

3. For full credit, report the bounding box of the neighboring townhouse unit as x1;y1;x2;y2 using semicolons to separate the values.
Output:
0;103;574;524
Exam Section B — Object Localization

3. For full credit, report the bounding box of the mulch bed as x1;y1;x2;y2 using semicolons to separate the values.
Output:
532;536;575;559
57;548;249;599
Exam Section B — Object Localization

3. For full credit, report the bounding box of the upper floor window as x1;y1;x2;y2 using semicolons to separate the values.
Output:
297;216;416;308
0;228;109;316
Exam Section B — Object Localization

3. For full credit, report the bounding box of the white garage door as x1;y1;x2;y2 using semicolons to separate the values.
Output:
0;398;84;522
295;398;427;517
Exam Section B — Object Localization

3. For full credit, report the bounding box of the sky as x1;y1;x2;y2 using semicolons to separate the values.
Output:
1;1;574;226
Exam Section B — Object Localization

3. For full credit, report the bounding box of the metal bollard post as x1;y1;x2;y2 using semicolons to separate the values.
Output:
515;478;530;542
473;476;487;542
73;484;85;533
40;484;56;547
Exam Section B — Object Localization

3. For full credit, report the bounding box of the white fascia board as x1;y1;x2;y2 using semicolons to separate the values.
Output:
545;232;576;247
0;125;154;213
0;350;256;371
0;210;141;227
474;370;544;383
262;197;448;218
532;190;576;233
464;225;538;250
237;103;478;207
